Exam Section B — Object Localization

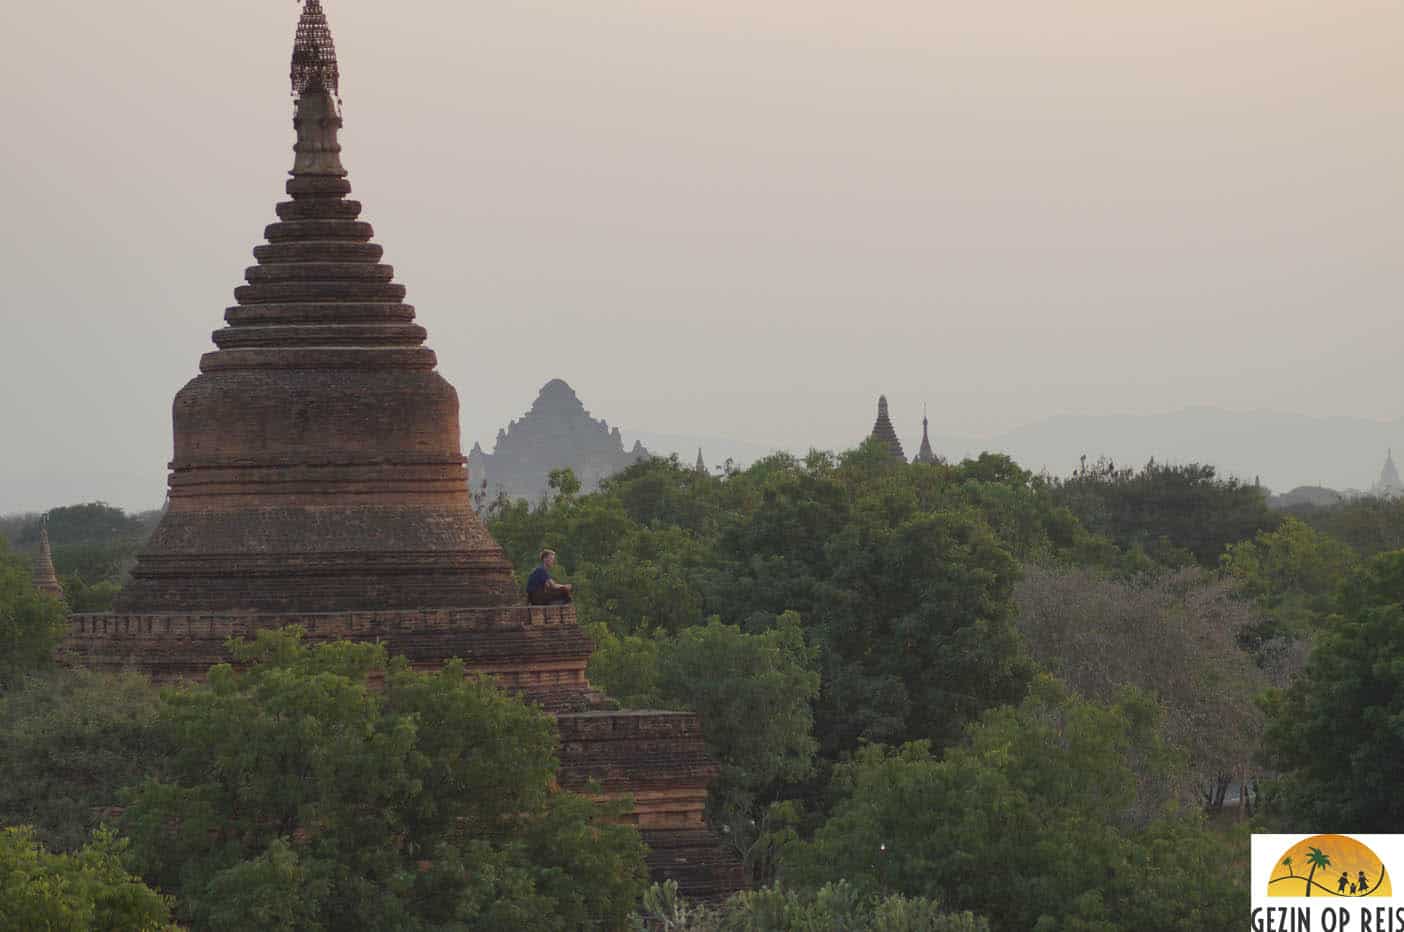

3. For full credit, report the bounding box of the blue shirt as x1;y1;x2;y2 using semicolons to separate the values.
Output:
526;564;552;594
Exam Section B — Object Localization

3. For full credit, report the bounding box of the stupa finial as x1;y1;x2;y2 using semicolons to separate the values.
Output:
289;1;347;177
291;0;340;101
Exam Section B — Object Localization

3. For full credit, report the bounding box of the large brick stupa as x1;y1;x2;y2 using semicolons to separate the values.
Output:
65;0;741;898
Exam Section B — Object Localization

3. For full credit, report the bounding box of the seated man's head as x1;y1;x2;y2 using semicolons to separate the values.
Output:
540;548;556;569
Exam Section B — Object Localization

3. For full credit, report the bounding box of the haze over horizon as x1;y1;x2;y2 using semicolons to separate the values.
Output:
2;0;1400;513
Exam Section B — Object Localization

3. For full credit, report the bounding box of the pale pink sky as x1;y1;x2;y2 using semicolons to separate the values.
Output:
1;0;1400;510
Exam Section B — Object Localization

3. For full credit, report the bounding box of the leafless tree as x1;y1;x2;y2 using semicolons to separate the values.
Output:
1014;565;1304;815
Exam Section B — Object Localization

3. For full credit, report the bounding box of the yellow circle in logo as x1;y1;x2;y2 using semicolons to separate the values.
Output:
1269;835;1391;898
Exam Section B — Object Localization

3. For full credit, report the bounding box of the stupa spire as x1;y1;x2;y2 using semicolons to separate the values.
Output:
868;395;906;462
914;403;940;465
290;1;346;178
695;448;707;474
31;517;63;601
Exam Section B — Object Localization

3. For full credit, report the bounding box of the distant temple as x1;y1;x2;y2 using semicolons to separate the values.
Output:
695;448;707;474
1373;450;1404;497
31;521;63;601
468;379;649;503
913;405;941;465
867;395;907;462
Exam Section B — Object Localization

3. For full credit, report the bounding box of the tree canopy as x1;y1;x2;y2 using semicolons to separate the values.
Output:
788;677;1243;931
1261;552;1404;832
0;825;173;931
120;629;647;931
1049;459;1276;568
0;536;69;688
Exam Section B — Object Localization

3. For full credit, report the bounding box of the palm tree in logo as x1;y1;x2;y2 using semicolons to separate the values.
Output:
1304;846;1332;897
1282;856;1295;879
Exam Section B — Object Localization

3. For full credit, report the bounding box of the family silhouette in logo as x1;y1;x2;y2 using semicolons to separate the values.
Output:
1337;871;1372;896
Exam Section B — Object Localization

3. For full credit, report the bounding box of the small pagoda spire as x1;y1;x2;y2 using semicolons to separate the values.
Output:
290;1;346;177
695;448;708;474
31;517;63;602
1375;449;1403;497
867;395;906;462
914;403;941;465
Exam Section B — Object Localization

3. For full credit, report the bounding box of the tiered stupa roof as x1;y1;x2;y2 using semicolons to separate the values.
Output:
868;395;907;462
913;406;941;465
114;1;516;614
31;523;63;601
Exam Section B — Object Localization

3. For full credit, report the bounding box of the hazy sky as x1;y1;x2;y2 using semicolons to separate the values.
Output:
2;0;1401;512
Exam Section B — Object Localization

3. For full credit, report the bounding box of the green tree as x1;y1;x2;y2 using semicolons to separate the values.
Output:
492;443;1046;756
1222;516;1355;652
588;614;821;878
0;537;69;688
1050;459;1277;568
1290;495;1404;558
60;573;123;613
1261;553;1404;832
812;506;1032;750
121;629;646;930
657;615;820;866
0;669;166;852
789;677;1242;931
0;826;173;931
585;623;663;707
15;502;152;586
548;466;582;500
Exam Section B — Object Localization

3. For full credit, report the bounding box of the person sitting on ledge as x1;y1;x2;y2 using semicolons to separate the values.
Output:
526;549;573;605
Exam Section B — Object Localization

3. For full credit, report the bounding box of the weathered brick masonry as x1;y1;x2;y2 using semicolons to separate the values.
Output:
65;0;742;899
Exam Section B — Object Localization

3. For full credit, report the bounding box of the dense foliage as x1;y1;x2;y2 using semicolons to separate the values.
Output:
0;669;165;852
589;613;821;874
1048;459;1277;567
788;678;1243;931
635;878;990;931
1013;565;1282;810
0;502;159;612
0;826;173;931
1261;552;1404;832
0;536;68;687
11;442;1404;928
1221;517;1356;653
120;630;647;930
490;449;1078;759
1287;494;1404;558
